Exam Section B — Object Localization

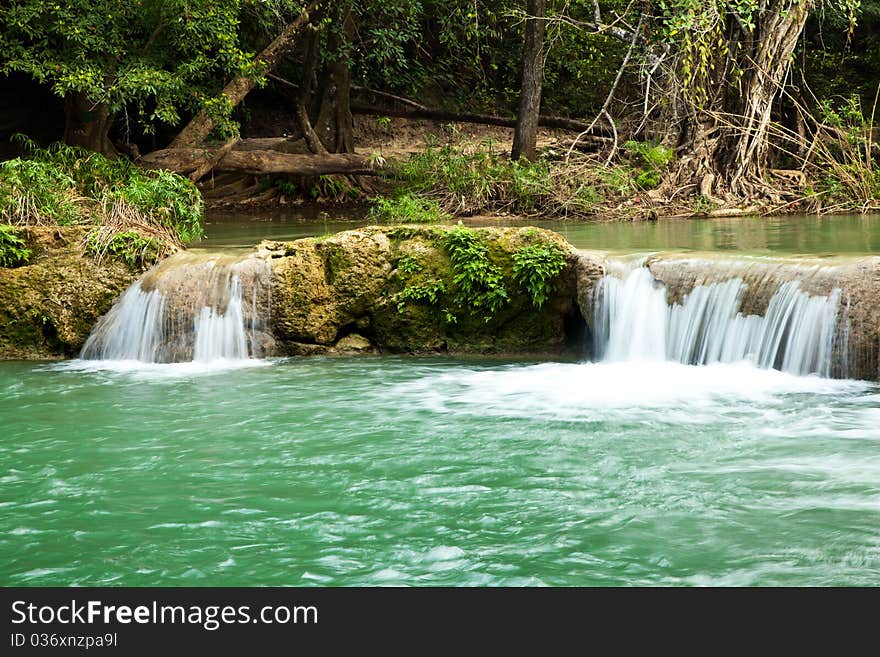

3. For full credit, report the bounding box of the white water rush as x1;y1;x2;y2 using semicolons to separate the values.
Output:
81;252;274;363
592;264;842;376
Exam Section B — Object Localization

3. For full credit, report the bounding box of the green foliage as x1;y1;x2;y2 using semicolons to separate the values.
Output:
396;254;423;275
808;94;880;209
307;175;360;201
691;194;718;214
0;225;31;267
442;224;508;320
625;140;675;169
0;141;204;245
368;193;450;223
86;230;161;267
0;0;266;138
397;278;447;312
392;143;553;215
513;242;566;308
624;140;674;190
261;176;300;196
394;253;453;318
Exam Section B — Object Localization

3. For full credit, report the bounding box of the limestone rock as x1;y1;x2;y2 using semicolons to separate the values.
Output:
332;333;376;354
0;227;141;359
269;225;592;357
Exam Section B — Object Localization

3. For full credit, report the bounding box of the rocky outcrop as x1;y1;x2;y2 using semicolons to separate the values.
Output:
264;225;592;357
0;227;142;359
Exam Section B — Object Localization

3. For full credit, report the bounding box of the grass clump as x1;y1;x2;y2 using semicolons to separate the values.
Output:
513;241;566;308
805;95;880;212
368;193;450;223
0;138;204;264
378;138;680;219
391;142;553;216
0;225;31;267
86;230;161;267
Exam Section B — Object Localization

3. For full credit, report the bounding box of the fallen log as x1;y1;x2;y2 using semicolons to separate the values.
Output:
350;103;615;137
141;147;385;177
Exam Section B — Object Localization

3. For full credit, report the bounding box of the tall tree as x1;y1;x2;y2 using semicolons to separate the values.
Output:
652;0;817;198
0;0;259;155
171;2;316;148
511;0;547;162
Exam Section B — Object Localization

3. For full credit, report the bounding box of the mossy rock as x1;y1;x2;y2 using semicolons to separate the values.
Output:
269;224;589;356
0;227;141;359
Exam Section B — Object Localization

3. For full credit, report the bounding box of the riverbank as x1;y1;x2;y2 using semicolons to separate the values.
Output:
199;116;880;220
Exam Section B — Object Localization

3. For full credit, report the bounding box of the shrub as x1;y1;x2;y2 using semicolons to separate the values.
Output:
0;139;204;247
0;225;31;267
368;193;450;223
513;242;566;308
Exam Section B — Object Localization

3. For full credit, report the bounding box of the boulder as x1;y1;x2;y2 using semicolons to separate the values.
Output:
0;227;141;359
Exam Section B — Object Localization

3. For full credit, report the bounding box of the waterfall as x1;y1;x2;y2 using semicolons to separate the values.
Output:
81;252;274;363
592;265;841;376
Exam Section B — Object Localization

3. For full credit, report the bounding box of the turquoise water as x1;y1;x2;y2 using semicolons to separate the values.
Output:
198;210;880;256
2;357;879;586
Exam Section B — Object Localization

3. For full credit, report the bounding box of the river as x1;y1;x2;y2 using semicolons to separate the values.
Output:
1;211;879;586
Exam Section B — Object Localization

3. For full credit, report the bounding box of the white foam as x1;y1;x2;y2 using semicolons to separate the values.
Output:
50;357;272;379
393;360;868;421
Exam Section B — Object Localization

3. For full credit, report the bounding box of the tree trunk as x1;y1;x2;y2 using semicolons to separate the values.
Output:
63;92;116;156
669;0;813;199
141;146;383;177
724;0;813;192
170;3;316;148
295;27;327;155
511;0;546;162
314;10;355;154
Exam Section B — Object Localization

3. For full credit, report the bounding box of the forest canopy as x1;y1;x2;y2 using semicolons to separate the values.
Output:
0;0;877;212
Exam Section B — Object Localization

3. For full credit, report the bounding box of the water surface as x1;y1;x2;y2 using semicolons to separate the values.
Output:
198;209;880;256
2;357;878;586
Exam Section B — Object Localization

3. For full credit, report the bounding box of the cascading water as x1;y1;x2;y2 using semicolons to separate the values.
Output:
592;262;842;376
80;252;274;363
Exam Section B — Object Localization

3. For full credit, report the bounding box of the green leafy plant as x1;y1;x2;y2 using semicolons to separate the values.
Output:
397;254;423;275
624;140;674;190
0;225;31;267
0;140;204;248
368;193;450;223
513;241;566;308
397;278;447;312
442;224;508;320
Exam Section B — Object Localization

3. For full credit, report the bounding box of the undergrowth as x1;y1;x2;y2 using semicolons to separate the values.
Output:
0;225;31;267
375;139;675;219
804;95;880;212
0;137;204;265
395;225;567;322
368;193;450;223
